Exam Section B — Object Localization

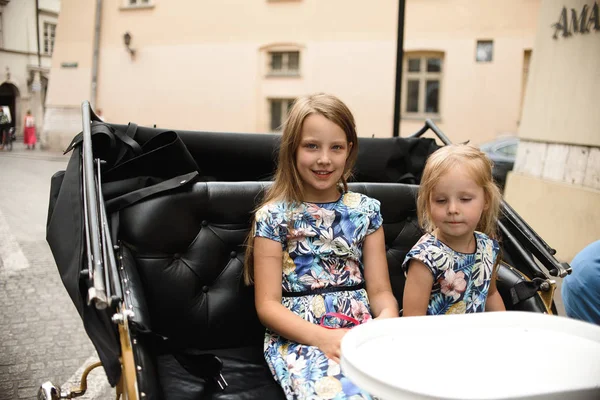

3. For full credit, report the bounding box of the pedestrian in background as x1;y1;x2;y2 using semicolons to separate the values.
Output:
24;110;37;150
0;106;10;150
562;240;600;325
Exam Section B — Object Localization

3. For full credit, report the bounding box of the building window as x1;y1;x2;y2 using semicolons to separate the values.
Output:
403;53;443;118
268;51;300;76
269;98;295;131
476;40;494;62
122;0;153;8
43;22;56;55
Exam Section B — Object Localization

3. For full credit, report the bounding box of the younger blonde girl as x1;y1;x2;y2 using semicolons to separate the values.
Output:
402;144;506;316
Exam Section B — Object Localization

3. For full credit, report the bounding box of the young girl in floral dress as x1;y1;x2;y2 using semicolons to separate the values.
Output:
244;93;399;399
402;144;506;315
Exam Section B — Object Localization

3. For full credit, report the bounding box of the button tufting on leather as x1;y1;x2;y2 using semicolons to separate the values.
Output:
202;286;210;293
201;220;208;227
230;251;237;258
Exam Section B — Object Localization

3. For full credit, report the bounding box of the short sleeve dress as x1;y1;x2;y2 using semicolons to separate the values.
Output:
402;232;500;315
254;191;382;400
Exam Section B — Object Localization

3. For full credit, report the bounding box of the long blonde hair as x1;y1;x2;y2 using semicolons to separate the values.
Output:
417;144;502;238
243;93;359;284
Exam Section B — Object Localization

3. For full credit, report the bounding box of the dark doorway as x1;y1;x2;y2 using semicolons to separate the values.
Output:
0;82;19;129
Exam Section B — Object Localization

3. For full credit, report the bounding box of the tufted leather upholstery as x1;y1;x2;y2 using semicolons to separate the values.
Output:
117;181;545;400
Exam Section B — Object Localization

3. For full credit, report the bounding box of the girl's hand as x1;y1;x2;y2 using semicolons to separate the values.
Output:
315;328;350;364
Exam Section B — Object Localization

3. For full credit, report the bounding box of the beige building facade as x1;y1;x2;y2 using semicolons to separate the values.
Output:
505;0;600;261
44;0;539;150
0;0;60;139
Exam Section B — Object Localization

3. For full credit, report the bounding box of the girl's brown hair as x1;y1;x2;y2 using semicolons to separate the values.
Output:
417;144;502;238
243;93;359;284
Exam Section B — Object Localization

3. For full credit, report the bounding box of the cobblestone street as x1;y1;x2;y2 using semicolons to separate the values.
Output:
0;144;112;399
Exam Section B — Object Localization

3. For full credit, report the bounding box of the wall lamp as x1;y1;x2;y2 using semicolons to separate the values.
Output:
123;32;136;58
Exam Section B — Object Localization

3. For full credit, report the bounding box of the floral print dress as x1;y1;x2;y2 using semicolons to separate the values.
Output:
254;191;382;400
402;232;499;315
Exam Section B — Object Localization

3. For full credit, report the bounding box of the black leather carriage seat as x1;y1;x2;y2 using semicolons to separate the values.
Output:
117;181;421;399
116;181;544;400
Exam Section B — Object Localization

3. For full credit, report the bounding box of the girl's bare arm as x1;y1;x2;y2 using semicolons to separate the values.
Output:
253;236;347;362
402;260;433;316
363;227;399;319
485;273;506;311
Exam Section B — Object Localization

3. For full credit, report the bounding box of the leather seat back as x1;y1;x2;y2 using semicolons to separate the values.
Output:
109;123;439;184
119;182;421;349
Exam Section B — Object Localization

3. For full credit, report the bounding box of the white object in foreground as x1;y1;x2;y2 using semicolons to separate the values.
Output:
341;311;600;400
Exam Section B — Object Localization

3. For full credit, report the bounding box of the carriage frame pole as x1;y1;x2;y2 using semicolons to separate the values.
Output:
392;0;406;137
81;101;108;309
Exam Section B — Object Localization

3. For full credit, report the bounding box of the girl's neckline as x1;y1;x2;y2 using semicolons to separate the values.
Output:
302;192;344;205
430;232;478;255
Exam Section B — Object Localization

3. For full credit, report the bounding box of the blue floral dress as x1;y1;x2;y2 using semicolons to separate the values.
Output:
402;232;499;315
254;191;382;400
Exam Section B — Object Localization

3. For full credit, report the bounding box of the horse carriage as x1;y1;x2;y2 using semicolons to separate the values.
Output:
39;101;578;399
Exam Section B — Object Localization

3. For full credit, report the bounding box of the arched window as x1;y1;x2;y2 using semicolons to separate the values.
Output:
403;52;443;118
